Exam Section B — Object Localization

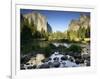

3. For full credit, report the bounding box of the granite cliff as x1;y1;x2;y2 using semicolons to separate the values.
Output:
22;12;52;33
68;14;90;31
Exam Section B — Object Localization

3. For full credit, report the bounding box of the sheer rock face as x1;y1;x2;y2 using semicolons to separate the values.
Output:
47;22;52;33
68;14;90;31
69;20;80;31
23;12;52;32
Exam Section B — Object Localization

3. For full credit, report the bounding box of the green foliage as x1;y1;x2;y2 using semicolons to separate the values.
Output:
67;31;70;40
67;26;90;42
48;31;67;41
41;43;57;57
57;45;66;53
66;44;82;53
21;17;33;45
44;46;52;57
78;27;86;39
85;26;90;38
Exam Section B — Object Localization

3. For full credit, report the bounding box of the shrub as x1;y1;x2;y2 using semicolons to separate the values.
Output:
67;44;82;53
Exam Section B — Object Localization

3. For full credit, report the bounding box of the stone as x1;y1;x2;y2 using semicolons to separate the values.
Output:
23;12;52;33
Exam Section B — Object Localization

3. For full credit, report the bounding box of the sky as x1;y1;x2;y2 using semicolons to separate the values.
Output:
20;9;90;32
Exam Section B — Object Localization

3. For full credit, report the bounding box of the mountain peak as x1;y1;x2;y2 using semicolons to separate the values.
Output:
68;14;90;31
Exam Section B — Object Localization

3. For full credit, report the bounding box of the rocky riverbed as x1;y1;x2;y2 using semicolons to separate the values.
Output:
21;50;90;70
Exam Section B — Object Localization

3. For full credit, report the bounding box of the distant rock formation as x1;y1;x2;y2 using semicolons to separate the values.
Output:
23;12;52;32
47;22;52;33
68;14;90;31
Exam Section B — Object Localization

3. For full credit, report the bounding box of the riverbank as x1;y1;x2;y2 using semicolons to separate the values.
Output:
20;43;90;69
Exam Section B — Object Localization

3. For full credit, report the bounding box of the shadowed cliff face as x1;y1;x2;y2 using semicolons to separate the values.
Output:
22;12;52;33
68;14;90;31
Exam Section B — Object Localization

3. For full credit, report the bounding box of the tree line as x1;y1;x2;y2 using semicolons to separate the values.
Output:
67;26;90;41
